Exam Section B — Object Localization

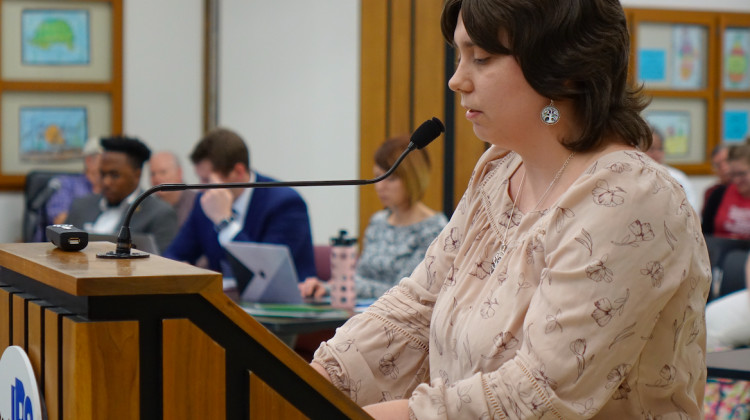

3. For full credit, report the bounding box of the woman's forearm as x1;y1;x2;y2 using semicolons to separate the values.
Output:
310;361;332;382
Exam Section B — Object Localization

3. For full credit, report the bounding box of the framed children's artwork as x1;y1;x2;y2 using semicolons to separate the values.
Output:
21;9;91;66
1;91;111;174
635;22;708;90
1;0;113;82
723;27;750;91
722;100;750;143
643;98;707;165
671;25;706;90
626;8;750;174
18;106;89;161
0;0;122;189
718;14;750;164
646;111;692;157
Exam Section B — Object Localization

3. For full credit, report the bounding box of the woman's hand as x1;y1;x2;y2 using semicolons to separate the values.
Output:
363;400;410;419
299;276;328;298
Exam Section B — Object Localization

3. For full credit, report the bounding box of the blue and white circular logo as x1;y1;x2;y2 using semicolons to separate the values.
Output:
0;346;44;420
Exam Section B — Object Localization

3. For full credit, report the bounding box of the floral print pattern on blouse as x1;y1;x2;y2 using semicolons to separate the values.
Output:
314;147;711;419
355;210;448;299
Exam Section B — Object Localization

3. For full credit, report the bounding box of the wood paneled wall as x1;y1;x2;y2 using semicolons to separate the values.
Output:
359;0;486;240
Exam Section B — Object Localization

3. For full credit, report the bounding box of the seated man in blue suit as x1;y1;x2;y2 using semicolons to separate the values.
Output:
163;128;316;282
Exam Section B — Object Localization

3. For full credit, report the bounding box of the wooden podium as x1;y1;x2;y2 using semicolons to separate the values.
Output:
0;242;370;420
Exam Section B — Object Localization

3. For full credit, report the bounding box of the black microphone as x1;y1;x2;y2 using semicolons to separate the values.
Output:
96;117;445;259
30;178;61;211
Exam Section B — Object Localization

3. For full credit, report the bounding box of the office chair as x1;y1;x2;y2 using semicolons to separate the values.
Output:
23;171;75;242
313;244;332;281
717;249;749;299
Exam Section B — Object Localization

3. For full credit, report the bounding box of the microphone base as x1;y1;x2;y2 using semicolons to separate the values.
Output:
96;251;150;259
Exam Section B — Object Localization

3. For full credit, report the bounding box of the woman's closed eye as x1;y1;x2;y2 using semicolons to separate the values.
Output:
473;55;490;64
454;54;491;68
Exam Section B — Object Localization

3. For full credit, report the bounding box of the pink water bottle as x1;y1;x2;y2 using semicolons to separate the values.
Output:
330;230;357;309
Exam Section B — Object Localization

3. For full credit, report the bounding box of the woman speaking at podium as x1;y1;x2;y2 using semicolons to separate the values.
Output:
310;0;711;418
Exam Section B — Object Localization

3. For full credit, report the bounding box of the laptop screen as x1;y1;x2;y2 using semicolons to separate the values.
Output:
224;242;302;304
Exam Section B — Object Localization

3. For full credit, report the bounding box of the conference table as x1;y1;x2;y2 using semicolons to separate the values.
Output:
242;302;354;336
238;301;356;352
222;286;368;352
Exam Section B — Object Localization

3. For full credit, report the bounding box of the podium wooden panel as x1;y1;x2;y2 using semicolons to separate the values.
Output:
163;318;226;420
0;242;370;420
0;288;9;351
26;301;43;386
62;318;140;419
249;373;307;420
12;293;25;347
44;308;64;420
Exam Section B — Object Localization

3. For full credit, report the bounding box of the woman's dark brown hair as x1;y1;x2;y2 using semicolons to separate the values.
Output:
441;0;652;152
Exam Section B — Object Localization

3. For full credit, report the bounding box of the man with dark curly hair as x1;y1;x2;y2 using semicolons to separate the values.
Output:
65;135;178;253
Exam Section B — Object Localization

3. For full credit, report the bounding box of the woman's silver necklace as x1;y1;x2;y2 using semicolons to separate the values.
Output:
491;151;576;272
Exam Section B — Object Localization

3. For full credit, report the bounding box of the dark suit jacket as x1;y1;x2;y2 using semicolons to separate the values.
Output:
163;173;316;280
65;193;178;253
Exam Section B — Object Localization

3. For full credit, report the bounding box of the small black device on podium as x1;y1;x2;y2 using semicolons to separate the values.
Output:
46;224;89;252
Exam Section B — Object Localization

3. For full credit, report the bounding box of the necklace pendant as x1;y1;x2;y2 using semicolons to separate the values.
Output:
491;245;507;272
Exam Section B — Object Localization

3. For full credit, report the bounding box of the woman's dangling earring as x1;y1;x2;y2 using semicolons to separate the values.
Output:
541;100;560;125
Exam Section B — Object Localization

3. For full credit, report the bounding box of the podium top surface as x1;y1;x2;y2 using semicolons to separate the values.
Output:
0;241;221;296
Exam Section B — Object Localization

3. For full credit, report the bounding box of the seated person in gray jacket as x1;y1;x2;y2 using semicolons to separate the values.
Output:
65;136;178;253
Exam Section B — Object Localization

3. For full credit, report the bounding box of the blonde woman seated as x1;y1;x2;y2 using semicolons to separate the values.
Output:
300;135;447;299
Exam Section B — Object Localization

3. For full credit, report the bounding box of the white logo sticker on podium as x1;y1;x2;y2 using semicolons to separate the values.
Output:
0;346;44;420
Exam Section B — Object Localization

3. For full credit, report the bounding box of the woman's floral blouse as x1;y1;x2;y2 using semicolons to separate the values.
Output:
314;147;711;419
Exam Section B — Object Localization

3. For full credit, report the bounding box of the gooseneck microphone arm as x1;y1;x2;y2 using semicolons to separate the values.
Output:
122;142;412;227
98;117;445;258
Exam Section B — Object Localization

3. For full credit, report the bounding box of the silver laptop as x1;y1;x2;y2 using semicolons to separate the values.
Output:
88;232;160;254
224;241;303;304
